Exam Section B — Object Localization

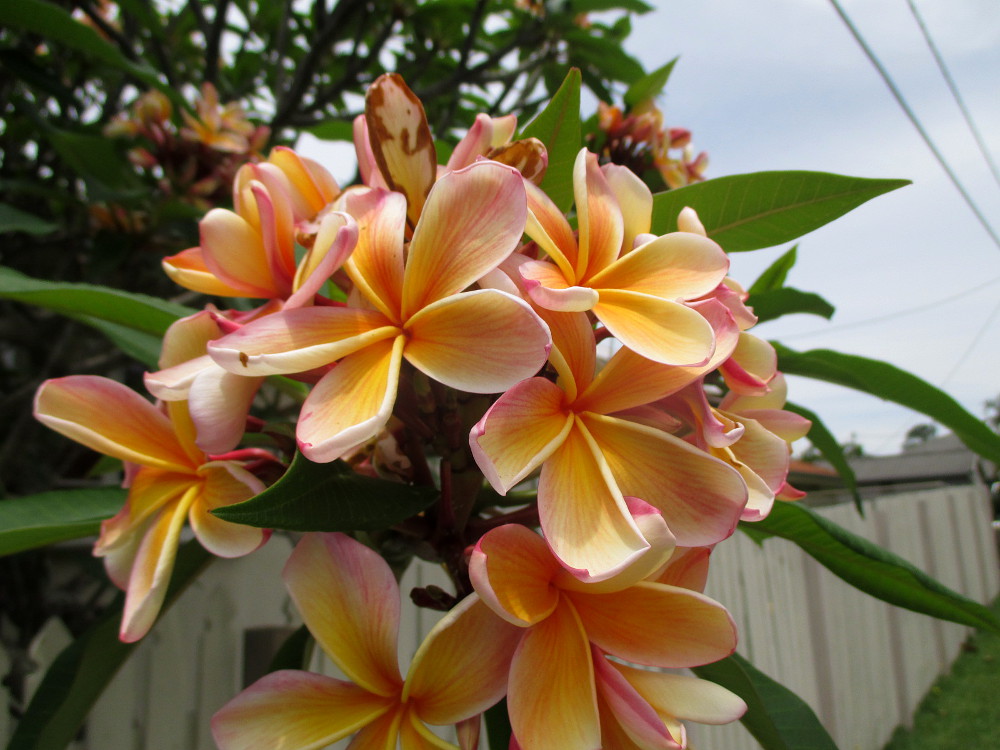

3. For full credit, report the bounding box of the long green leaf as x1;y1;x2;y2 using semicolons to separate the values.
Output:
784;402;861;511
7;542;211;750
743;501;1000;633
519;68;582;213
624;58;677;107
748;288;835;323
650;172;910;252
774;344;1000;464
0;203;57;236
0;266;193;337
212;452;438;531
693;653;839;750
0;0;181;108
75;316;163;367
749;246;798;294
0;488;126;557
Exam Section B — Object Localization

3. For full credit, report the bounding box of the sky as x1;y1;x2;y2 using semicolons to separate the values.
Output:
299;0;1000;456
621;0;1000;454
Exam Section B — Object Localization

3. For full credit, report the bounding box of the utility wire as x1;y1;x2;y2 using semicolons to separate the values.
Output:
905;0;1000;191
779;274;1000;340
826;0;1000;252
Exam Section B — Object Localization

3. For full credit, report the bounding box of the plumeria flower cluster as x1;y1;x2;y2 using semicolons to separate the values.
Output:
35;72;810;747
101;83;270;218
593;99;708;190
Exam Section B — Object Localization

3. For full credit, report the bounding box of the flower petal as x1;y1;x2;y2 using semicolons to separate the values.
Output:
507;600;599;750
588;232;728;300
404;289;550;394
94;468;191;560
593;648;681;750
405;594;522;724
575;149;624;280
297;336;405;463
341;188;407;320
571;583;737;667
593;290;716;366
524;178;578;280
34;376;191;472
269;145;340;217
580;414;747;546
189;463;266;558
187;366;262;454
520;260;599;312
212;670;394;750
199;207;276;298
651;546;712;593
539;419;649;580
612;665;747;725
365;73;436;226
556;497;675;593
119;485;199;642
283;533;403;697
208;307;398;376
162;247;248;297
469;525;564;627
470;377;573;494
602;163;652;254
402;162;526;316
287;210;358;308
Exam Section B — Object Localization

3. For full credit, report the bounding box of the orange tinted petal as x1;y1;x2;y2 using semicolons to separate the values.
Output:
283;533;403;697
297;336;404;463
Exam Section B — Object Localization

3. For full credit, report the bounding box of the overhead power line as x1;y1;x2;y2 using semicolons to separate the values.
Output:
826;0;1000;252
905;0;1000;191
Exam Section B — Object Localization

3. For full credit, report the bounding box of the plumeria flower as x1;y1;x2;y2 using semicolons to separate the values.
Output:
470;515;740;750
212;532;522;750
208;160;551;462
33;376;268;642
519;149;730;365
471;297;747;580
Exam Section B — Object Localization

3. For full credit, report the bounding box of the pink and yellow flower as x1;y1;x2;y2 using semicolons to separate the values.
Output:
212;532;522;750
208;160;551;462
518;149;730;365
471;298;747;580
470;519;742;750
33;376;268;641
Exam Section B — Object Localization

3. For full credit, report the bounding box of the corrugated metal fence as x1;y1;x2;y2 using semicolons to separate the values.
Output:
4;485;998;750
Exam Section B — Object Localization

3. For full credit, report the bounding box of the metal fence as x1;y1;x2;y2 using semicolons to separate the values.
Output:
4;485;998;750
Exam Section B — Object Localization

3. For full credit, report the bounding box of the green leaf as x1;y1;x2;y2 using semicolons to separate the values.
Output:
749;246;798;294
305;119;355;142
0;203;57;236
624;58;677;107
774;344;1000;464
747;288;835;324
7;542;211;750
650;172;910;252
743;501;1000;633
570;0;654;13
0;488;126;557
77;316;163;367
693;652;839;750
519;68;582;213
212;452;439;531
0;0;181;108
785;401;862;511
0;266;194;337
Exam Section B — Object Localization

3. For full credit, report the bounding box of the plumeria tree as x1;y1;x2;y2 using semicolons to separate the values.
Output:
3;3;1000;750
